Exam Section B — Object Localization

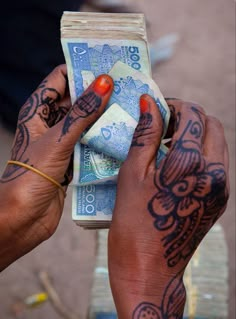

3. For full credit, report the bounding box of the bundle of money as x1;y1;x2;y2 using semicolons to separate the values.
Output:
61;12;170;229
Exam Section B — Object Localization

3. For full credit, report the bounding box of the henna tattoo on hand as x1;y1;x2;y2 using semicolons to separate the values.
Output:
132;274;186;319
1;80;67;183
59;91;101;141
38;87;67;127
133;303;161;319
132;112;153;147
148;107;229;267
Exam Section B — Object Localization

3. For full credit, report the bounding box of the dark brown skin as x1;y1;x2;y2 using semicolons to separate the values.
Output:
108;95;229;318
0;66;229;318
0;65;114;270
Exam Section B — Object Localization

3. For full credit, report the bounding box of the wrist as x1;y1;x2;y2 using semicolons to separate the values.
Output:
0;183;36;270
109;268;186;319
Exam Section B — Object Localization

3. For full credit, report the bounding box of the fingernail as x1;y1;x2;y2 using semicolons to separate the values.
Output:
93;75;112;96
140;96;150;113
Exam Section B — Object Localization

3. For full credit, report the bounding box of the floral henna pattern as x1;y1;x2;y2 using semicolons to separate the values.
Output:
1;80;67;183
38;87;67;127
133;303;161;319
148;107;228;267
132;274;186;319
131;105;227;318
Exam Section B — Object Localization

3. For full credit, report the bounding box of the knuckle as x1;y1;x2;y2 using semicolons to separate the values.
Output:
51;64;67;79
211;167;229;205
54;64;66;73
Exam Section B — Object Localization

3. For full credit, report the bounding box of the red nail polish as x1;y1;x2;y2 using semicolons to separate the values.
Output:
93;76;111;96
140;96;150;113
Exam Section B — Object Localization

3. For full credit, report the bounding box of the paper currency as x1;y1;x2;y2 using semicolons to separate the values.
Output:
76;62;170;186
75;62;170;186
81;62;170;160
81;102;136;161
73;143;121;186
108;61;169;132
61;12;169;228
61;12;151;104
81;101;168;161
72;143;168;229
73;142;168;186
72;184;116;229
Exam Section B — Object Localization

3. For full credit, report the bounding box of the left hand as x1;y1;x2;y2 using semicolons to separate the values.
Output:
0;65;114;270
108;96;229;318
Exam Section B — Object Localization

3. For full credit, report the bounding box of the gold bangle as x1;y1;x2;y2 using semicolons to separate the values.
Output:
7;160;66;197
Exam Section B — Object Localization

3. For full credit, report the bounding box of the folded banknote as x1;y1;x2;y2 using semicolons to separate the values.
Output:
61;12;169;228
73;142;168;186
73;144;121;186
81;62;170;159
75;62;170;186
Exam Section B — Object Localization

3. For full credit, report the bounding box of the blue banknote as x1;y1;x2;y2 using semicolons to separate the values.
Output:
79;100;169;181
87;121;135;162
109;76;168;122
72;184;116;219
107;61;170;130
74;143;121;185
74;139;167;186
72;143;167;220
81;63;170;164
66;40;150;98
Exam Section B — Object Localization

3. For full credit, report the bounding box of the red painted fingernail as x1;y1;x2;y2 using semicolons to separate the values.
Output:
140;96;150;113
93;75;112;96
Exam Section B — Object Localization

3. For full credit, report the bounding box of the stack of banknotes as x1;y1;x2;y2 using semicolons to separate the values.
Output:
61;12;170;229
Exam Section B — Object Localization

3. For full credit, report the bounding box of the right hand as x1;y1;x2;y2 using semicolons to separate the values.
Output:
108;96;229;318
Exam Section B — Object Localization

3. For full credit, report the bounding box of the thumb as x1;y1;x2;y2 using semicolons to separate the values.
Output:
125;94;164;178
53;74;114;150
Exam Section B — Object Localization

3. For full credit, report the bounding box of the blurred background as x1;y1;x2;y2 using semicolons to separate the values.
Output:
0;0;235;318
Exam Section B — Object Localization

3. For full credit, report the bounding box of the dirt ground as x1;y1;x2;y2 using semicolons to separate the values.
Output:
0;0;235;318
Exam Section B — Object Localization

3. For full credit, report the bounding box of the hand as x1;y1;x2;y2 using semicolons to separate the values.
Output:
108;96;229;318
0;65;114;270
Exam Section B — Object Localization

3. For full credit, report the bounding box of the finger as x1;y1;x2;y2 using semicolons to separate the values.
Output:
124;94;164;179
54;74;114;148
159;101;207;184
203;116;230;196
204;116;227;163
224;144;230;193
169;101;206;151
164;99;180;139
29;74;113;188
224;143;229;176
17;65;69;137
